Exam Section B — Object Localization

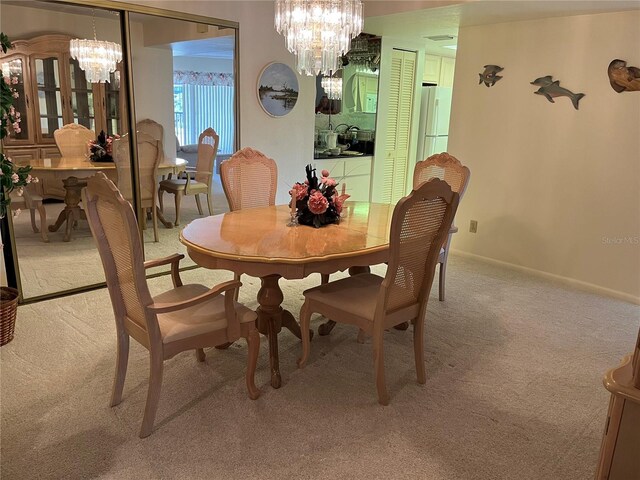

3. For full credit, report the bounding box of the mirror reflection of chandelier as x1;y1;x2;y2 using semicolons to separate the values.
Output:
274;0;363;76
321;74;342;100
69;10;122;84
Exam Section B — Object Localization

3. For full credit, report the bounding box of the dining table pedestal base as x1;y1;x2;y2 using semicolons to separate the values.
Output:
48;176;87;242
256;274;312;388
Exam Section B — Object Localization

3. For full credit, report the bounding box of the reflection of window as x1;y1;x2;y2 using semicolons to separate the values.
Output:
173;72;234;154
173;85;184;145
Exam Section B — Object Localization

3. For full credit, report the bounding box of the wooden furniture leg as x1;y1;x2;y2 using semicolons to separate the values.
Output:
255;274;311;389
48;176;88;242
318;266;371;335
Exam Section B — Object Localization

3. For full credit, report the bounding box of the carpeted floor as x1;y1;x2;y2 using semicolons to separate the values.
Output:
1;256;638;479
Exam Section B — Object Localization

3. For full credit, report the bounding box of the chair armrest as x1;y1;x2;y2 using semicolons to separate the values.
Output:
147;280;242;314
144;253;184;287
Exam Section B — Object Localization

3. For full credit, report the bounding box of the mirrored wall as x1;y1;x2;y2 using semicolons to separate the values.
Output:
0;0;238;300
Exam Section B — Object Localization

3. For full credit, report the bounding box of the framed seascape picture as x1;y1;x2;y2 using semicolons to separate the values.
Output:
257;62;299;117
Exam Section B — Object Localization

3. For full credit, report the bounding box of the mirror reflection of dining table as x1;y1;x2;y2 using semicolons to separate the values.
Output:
23;156;187;241
180;202;394;388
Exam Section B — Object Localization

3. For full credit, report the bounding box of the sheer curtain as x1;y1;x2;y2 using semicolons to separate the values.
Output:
174;71;234;154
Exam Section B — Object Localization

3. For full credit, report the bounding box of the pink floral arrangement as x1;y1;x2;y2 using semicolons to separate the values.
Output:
88;130;120;162
289;164;350;228
1;33;22;139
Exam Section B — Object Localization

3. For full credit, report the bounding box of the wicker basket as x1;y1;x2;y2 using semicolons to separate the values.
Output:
0;287;19;346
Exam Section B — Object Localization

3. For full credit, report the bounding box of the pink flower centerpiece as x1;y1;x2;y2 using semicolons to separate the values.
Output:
289;164;350;228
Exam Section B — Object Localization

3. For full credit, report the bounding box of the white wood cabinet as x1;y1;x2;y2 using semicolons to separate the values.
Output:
439;57;456;87
422;53;456;87
314;156;372;202
423;54;441;84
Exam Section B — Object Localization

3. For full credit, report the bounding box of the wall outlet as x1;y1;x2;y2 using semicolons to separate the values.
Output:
469;220;478;233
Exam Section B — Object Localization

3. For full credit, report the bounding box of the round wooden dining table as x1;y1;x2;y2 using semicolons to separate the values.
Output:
180;202;394;388
24;156;187;241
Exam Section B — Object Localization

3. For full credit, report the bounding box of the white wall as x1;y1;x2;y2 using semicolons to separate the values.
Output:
173;56;234;73
130;22;176;157
448;10;640;302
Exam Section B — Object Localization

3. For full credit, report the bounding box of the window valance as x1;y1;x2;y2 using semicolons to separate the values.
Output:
173;70;234;86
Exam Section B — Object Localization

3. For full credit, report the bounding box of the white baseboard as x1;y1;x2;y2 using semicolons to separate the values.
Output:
450;249;640;306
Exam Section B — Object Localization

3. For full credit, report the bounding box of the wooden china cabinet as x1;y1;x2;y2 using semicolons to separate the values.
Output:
1;34;126;176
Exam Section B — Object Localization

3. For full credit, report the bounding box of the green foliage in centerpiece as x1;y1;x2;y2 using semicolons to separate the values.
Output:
290;164;350;228
89;130;119;162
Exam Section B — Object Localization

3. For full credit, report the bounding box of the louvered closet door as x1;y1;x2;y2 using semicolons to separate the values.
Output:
382;49;417;204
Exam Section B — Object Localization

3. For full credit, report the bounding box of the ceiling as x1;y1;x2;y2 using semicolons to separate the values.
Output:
364;0;640;56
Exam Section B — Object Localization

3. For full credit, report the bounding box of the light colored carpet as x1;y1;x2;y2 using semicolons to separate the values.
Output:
12;175;229;299
1;256;638;479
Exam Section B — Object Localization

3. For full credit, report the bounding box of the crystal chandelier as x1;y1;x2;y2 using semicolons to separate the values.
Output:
274;0;363;76
70;11;122;84
321;74;342;100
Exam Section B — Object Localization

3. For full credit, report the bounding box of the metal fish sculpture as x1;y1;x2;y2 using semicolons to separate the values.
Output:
608;59;640;93
530;76;585;110
479;65;503;87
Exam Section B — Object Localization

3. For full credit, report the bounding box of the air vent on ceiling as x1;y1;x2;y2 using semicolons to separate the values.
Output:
425;35;455;42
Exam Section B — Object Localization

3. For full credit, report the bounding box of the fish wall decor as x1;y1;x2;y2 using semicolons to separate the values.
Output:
530;76;585;110
479;65;503;87
608;59;640;93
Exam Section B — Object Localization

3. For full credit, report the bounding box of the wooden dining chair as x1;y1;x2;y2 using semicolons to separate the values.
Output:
220;147;278;301
413;152;470;301
298;178;459;405
220;147;277;211
113;132;162;242
158;128;219;226
82;172;260;438
136;118;164;145
53;123;95;158
9;187;48;242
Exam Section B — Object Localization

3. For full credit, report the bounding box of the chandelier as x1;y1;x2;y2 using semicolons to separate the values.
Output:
274;0;363;76
70;11;122;84
321;74;342;100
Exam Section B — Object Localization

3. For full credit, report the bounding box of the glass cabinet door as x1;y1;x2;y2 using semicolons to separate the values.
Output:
1;55;33;144
104;68;122;136
68;58;100;131
33;55;65;142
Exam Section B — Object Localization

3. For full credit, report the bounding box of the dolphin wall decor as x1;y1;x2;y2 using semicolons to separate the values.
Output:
530;76;585;110
479;65;503;87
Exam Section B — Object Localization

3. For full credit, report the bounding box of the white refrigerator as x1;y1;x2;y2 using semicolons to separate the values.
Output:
416;86;452;162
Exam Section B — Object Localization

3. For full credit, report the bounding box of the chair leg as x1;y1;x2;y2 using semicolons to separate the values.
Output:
206;193;213;216
140;351;164;438
29;208;39;233
195;348;206;362
320;273;329;284
245;329;261;400
373;329;389;405
158;188;165;212
110;332;130;407
413;318;426;384
37;203;49;243
152;204;159;243
234;272;241;302
174;192;182;226
439;261;446;301
195;194;204;215
297;302;312;368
